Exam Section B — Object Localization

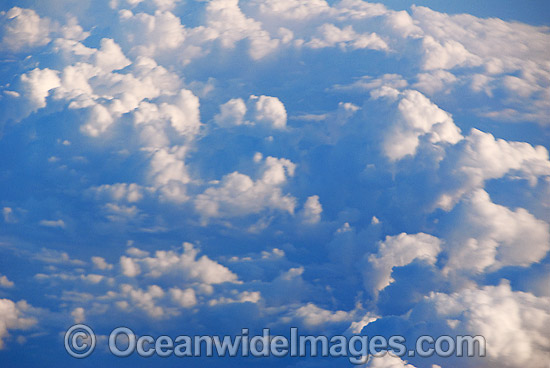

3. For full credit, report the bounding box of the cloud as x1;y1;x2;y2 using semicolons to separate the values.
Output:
365;233;442;294
19;68;61;112
299;195;323;224
38;219;66;228
0;7;53;52
306;23;388;51
251;95;287;129
0;275;14;288
294;303;353;328
117;284;166;318
0;299;36;349
169;287;197;308
428;282;550;368
71;307;85;323
379;90;463;161
195;154;296;221
366;354;418;368
437;128;550;209
214;98;248;127
91;256;113;271
205;0;279;60
443;189;550;275
122;242;238;285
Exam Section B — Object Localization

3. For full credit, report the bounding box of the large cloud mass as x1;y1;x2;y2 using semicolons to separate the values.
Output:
0;1;549;367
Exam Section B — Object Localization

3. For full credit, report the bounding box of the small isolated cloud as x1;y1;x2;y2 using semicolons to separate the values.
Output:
38;219;66;229
0;276;14;288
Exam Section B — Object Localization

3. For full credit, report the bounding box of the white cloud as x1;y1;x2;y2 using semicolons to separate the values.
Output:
214;98;247;127
365;233;441;293
251;0;333;21
118;284;166;318
93;38;131;73
195;155;296;221
39;219;66;229
413;70;457;95
421;35;481;71
148;145;190;202
119;9;186;58
294;303;353;327
2;207;16;223
251;95;287;129
169;287;197;308
91;256;113;271
120;256;141;277
0;299;36;349
300;195;323;224
0;276;14;288
124;242;238;285
428;282;550;368
306;23;388;51
71;307;85;323
208;290;261;306
380;90;463;161
437;128;550;209
20;68;61;112
0;7;53;52
444;189;550;275
205;0;279;60
92;183;144;203
366;354;418;368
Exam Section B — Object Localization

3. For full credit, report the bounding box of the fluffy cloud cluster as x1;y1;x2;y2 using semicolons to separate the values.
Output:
0;2;549;366
214;95;287;129
120;242;238;285
365;233;441;293
0;299;36;349
429;283;550;368
443;189;549;275
195;154;296;221
379;89;463;161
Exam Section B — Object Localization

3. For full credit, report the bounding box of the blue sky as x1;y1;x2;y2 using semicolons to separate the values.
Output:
0;1;549;367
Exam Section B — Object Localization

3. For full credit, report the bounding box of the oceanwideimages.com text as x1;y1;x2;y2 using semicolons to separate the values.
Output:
65;324;486;364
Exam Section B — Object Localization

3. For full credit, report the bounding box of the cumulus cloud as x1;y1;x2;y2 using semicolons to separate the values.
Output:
437;128;550;209
366;354;418;368
148;145;191;202
195;154;296;221
0;299;36;349
117;284;166;318
294;303;353;328
214;98;248;127
379;90;463;161
306;23;388;51
0;275;14;288
91;256;113;271
0;7;53;52
19;68;61;112
365;233;442;293
251;95;287;129
1;2;549;366
121;242;238;285
429;282;550;368
205;0;279;60
299;195;323;224
443;189;550;275
169;287;197;308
